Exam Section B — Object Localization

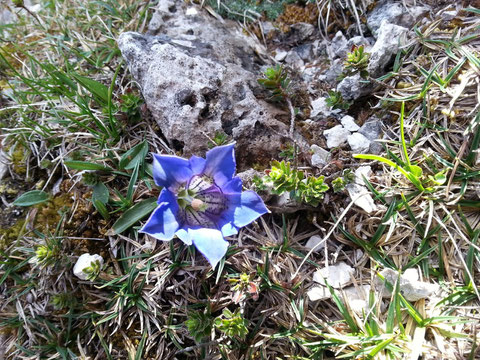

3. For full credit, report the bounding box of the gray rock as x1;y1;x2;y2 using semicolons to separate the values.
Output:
331;31;348;59
305;234;325;252
310;144;331;167
118;5;306;167
346;184;377;213
318;58;344;86
307;286;330;301
368;21;408;77
440;10;457;21
347;36;375;51
313;262;355;288
323;125;351;148
337;73;372;101
311;97;332;119
367;1;429;37
358;119;382;141
354;166;373;185
376;268;439;302
358;118;384;154
274;49;288;62
289;22;315;42
340;115;360;132
295;43;313;62
285;50;304;68
369;141;384;155
347;133;371;153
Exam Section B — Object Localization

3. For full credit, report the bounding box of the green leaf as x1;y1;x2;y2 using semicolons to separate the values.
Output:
93;200;110;220
119;140;148;170
112;198;158;234
71;73;109;105
408;165;423;178
13;190;49;207
92;182;109;204
64;160;112;171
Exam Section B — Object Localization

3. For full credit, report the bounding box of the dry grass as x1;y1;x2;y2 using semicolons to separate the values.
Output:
1;1;480;359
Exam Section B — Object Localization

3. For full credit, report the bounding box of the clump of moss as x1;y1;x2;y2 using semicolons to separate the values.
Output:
276;2;319;25
34;194;73;233
9;143;28;175
0;218;25;250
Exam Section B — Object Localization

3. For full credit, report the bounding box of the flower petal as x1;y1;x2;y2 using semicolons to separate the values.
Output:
140;189;180;241
204;143;236;187
175;228;193;245
220;177;242;194
221;191;269;229
189;155;206;175
152;154;193;189
220;222;239;237
190;228;229;268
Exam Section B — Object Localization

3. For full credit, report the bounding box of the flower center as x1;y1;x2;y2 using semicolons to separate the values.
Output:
176;175;227;227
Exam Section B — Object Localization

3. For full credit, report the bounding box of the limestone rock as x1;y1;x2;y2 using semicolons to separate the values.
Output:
311;97;333;119
358;118;383;154
342;285;371;313
358;119;382;141
376;268;440;302
367;1;429;37
305;234;325;253
341;115;360;132
331;31;348;59
313;262;355;288
368;21;408;78
354;166;373;185
346;184;377;213
274;49;288;62
118;4;306;168
337;73;372;101
307;286;330;301
348;132;371;153
318;58;344;86
295;43;313;62
285;50;304;68
310;145;331;167
323;125;350;148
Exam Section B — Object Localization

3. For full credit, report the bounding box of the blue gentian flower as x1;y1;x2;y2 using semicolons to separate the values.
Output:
140;144;268;268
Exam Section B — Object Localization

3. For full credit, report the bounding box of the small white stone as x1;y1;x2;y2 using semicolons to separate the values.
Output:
305;235;325;253
310;144;331;167
307;286;330;301
348;133;371;153
311;97;331;119
274;49;288;62
314;262;354;288
376;268;440;302
185;7;198;16
402;268;420;283
73;254;104;281
324;125;351;148
354;166;373;185
346;184;377;213
341;115;360;132
342;285;371;313
354;249;364;261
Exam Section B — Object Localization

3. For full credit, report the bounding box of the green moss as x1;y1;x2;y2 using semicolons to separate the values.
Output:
0;219;25;250
34;194;73;233
10;143;28;175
